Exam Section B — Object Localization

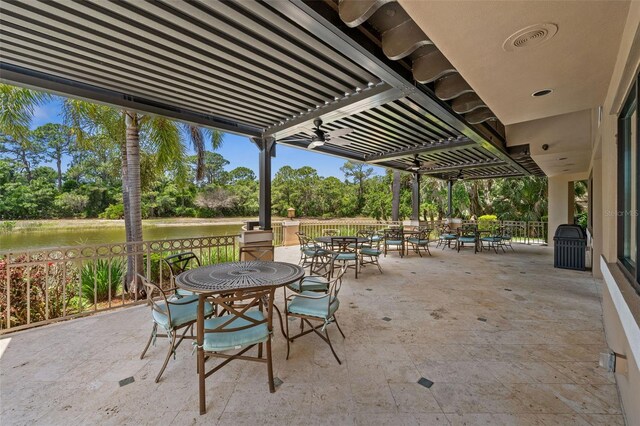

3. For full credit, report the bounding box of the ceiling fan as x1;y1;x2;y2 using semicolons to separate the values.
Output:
405;155;437;172
285;118;354;149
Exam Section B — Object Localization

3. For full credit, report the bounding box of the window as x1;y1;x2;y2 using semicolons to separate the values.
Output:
617;72;640;291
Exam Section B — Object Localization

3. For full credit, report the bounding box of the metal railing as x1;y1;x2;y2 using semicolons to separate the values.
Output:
297;220;402;239
0;234;239;334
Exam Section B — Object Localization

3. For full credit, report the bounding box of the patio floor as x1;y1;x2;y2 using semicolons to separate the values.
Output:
0;244;624;425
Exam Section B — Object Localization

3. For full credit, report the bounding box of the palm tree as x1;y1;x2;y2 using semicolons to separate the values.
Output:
0;85;51;181
65;101;224;294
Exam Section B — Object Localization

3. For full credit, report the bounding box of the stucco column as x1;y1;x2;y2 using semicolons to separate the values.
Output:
548;175;573;243
591;157;603;277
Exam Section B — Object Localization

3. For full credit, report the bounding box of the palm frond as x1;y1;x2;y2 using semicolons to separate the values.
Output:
145;116;183;171
0;84;51;140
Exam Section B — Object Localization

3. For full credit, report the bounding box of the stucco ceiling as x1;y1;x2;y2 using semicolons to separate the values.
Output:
399;0;630;126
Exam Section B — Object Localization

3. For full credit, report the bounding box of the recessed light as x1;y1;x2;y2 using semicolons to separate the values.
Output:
532;89;553;97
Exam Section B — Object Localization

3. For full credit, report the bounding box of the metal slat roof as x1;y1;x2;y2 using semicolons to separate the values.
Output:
0;0;544;179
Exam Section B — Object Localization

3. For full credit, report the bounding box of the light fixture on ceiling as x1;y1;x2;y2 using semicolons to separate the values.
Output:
532;89;553;97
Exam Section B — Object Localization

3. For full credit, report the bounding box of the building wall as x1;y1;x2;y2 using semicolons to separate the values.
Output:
590;2;640;423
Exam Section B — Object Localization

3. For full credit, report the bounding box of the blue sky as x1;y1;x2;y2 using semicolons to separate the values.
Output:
31;99;385;179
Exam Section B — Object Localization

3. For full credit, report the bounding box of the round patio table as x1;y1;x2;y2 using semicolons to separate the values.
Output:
175;260;304;293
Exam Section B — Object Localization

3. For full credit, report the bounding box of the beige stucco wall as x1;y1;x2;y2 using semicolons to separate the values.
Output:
589;2;640;424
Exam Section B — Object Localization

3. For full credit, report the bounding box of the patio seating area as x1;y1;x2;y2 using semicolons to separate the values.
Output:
1;244;623;425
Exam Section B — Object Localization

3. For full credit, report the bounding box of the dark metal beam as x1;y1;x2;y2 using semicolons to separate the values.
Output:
274;1;529;176
365;137;475;163
263;82;405;139
420;159;506;174
0;63;263;137
447;179;453;218
411;173;420;221
256;137;276;230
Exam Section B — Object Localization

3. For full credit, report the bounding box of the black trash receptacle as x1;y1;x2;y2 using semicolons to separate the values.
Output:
553;224;586;271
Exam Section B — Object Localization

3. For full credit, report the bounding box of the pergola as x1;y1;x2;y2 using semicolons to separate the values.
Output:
0;0;544;228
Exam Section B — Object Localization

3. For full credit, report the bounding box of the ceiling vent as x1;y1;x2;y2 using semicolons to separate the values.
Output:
503;23;558;52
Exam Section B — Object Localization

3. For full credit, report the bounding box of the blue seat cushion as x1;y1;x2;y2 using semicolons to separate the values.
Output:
202;310;269;352
408;238;429;245
360;247;382;256
288;292;339;319
440;234;457;240
288;276;329;292
335;252;357;260
176;288;196;297
370;235;383;242
385;239;403;245
498;235;511;240
458;237;476;243
481;237;502;243
303;248;326;257
153;295;214;330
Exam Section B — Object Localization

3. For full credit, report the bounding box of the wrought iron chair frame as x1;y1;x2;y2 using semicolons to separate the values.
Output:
196;287;276;415
383;228;405;257
284;264;347;364
407;227;432;257
139;273;212;383
359;230;383;273
330;236;359;279
456;225;479;253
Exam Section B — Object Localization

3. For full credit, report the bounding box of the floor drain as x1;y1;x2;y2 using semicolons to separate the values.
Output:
119;377;135;387
504;288;512;291
366;288;373;291
274;377;283;387
411;272;416;274
417;377;434;388
382;317;392;322
465;272;471;274
477;317;487;322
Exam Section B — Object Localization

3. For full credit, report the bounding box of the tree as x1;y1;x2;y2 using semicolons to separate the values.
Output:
32;123;74;190
0;133;45;182
65;99;225;294
340;161;374;212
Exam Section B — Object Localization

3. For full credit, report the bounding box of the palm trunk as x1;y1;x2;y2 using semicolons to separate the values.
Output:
121;139;134;290
125;111;144;296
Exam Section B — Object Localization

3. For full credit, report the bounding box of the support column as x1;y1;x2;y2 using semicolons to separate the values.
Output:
411;173;420;222
256;137;275;230
447;179;453;218
568;181;576;223
392;170;400;221
547;175;574;244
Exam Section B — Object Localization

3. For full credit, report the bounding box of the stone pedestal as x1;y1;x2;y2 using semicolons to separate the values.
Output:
238;229;274;261
282;220;300;246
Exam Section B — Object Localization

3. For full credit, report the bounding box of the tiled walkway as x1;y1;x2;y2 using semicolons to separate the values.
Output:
0;244;624;425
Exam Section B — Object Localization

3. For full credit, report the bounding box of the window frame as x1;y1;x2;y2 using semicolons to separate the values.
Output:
616;71;640;293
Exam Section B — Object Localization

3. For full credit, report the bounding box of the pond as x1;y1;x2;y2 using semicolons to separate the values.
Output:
0;222;244;252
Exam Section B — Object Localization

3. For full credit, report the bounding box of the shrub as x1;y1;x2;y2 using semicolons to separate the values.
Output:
99;203;124;219
478;214;498;231
80;259;124;304
54;193;89;218
0;221;16;232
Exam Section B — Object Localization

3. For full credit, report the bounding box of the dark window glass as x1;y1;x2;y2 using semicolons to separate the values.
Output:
617;74;639;291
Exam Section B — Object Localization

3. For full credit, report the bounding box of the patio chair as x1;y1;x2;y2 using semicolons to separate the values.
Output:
163;251;201;295
323;228;340;236
360;231;383;273
138;273;215;383
383;228;404;257
497;226;515;251
239;244;274;261
479;225;504;253
436;225;457;249
284;264;347;364
407;227;432;257
456;225;478;253
196;287;276;414
330;236;359;278
296;231;324;269
288;250;334;293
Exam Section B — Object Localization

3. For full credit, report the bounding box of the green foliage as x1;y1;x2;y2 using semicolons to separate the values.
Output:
80;259;125;304
477;214;498;231
99;203;125;219
54;193;89;218
0;220;16;232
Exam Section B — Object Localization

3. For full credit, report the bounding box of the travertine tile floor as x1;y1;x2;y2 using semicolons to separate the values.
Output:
0;244;625;425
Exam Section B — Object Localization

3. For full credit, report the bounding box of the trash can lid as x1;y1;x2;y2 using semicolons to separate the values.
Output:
554;224;585;239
